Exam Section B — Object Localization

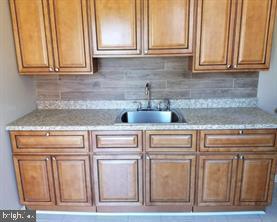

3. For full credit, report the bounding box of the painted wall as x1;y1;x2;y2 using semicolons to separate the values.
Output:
258;19;277;115
0;0;36;209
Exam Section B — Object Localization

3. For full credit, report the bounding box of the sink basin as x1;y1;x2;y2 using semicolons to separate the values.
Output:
116;110;185;123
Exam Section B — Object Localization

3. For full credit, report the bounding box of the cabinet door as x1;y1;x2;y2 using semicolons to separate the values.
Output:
145;154;195;206
197;155;238;206
93;155;143;206
193;0;237;71
233;0;277;70
235;154;276;206
143;0;194;55
49;0;91;72
91;0;142;55
13;155;55;205
10;0;54;73
52;155;92;206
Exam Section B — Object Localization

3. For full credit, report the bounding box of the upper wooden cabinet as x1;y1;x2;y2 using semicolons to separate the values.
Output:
143;0;194;55
10;0;94;74
91;0;142;55
193;0;277;72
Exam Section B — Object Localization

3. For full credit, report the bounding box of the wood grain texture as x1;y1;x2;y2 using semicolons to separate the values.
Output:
9;0;54;73
10;131;89;153
48;0;91;72
233;0;277;70
197;155;238;206
13;155;55;205
199;129;277;152
91;0;142;55
145;130;196;152
91;131;143;152
93;154;143;206
235;154;277;206
143;0;194;55
145;154;195;206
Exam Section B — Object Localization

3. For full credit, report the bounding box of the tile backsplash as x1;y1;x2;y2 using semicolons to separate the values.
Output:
35;57;258;101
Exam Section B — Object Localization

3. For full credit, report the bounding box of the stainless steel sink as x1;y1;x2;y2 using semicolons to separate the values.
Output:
116;110;185;123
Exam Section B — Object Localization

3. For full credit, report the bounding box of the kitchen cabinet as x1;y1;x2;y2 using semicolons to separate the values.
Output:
197;155;238;206
235;154;276;206
13;155;56;206
93;154;143;206
14;155;92;207
145;154;195;207
91;0;142;56
143;0;194;55
193;0;277;72
10;0;94;74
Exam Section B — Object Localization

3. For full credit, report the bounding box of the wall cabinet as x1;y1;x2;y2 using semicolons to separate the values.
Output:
14;155;92;207
10;0;94;74
193;0;277;72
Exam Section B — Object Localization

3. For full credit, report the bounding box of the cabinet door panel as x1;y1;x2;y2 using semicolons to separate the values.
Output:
197;155;237;206
194;0;236;71
93;155;143;206
10;0;54;73
49;0;91;72
233;0;277;70
236;154;276;206
146;155;195;206
144;0;194;55
52;156;92;206
13;155;55;205
91;0;141;55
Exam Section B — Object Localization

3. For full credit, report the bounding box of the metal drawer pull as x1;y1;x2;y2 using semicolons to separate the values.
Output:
239;130;243;135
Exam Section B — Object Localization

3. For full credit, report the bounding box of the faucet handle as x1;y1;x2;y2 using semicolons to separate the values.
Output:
164;99;170;110
158;99;170;111
133;101;142;111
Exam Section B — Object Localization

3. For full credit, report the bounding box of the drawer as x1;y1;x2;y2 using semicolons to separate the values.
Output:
145;130;197;152
10;131;89;153
199;129;277;152
91;131;143;152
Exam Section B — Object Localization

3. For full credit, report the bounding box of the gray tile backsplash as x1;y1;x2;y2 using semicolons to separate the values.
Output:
35;57;258;101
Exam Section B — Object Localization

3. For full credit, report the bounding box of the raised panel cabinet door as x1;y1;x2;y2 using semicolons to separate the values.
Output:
93;155;143;206
197;155;238;206
48;0;91;72
13;155;55;205
193;0;237;72
145;154;196;206
144;0;194;55
52;155;92;206
10;0;54;73
235;154;276;206
91;0;142;55
233;0;277;70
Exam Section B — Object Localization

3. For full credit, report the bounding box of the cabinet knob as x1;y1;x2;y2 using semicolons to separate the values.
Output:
234;64;238;68
46;132;50;136
49;67;54;72
239;130;243;135
52;157;56;161
227;64;232;69
54;67;59;72
46;157;49;161
234;155;238;160
144;50;148;54
239;155;244;160
146;155;150;160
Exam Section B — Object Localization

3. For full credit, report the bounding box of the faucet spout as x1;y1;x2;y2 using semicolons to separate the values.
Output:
145;82;151;109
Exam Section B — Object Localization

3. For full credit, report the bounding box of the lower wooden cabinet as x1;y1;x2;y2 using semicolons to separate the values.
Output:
13;155;92;207
145;154;196;206
197;154;276;207
93;155;143;206
235;154;276;206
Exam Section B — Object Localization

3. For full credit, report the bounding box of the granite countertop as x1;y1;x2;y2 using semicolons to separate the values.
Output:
6;107;277;131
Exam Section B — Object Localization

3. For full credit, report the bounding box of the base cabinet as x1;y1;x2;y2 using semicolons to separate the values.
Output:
14;155;92;207
145;154;195;206
93;155;143;206
197;154;276;207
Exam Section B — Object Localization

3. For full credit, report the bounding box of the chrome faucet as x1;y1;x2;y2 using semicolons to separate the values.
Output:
145;82;151;110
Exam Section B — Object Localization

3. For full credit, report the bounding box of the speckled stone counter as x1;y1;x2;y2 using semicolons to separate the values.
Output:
6;107;277;131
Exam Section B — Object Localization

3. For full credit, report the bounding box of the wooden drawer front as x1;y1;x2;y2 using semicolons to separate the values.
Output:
200;130;277;152
146;131;196;152
11;131;89;153
92;131;142;152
